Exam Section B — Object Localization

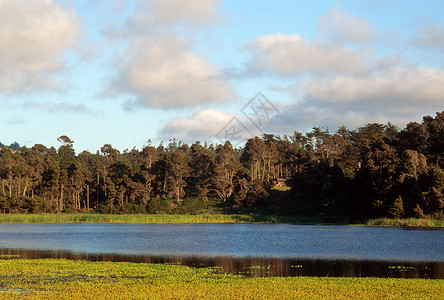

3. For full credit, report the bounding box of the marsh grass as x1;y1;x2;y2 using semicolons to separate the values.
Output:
0;213;321;224
367;217;444;227
0;259;442;299
1;213;443;227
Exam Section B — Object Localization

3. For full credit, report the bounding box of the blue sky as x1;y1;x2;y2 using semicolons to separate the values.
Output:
1;0;444;152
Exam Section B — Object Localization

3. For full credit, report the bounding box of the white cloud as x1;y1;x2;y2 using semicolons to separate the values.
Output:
157;108;259;143
265;101;413;135
298;67;444;111
243;6;444;134
119;37;233;108
264;66;444;134
109;0;233;109
0;0;81;94
409;24;444;52
23;101;98;115
158;109;231;141
243;6;380;78
318;5;374;45
246;33;369;76
135;0;220;28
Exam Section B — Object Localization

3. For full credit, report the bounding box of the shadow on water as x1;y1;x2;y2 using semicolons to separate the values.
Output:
1;248;443;279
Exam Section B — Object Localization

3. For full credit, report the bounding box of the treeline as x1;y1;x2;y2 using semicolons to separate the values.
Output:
0;141;21;151
0;111;443;221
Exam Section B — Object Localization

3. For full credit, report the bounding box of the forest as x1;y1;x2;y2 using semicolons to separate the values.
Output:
0;111;443;222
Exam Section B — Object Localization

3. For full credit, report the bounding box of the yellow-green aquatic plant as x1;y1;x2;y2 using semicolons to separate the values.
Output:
0;259;442;299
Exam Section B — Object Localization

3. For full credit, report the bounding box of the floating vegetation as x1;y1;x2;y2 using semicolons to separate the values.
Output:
0;259;442;299
291;264;303;268
250;265;271;270
0;254;20;259
389;265;417;271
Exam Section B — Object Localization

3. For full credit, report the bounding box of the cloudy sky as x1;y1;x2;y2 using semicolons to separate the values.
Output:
1;0;443;152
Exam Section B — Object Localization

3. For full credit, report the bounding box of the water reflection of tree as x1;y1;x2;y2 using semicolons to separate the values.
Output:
2;248;442;279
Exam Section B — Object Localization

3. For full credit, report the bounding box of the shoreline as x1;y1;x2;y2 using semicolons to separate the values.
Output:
0;213;442;227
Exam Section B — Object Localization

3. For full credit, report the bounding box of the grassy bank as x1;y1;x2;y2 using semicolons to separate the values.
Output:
0;213;321;224
0;259;442;299
367;217;444;227
0;213;443;227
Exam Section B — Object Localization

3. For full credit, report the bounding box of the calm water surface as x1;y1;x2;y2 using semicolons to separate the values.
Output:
1;223;443;278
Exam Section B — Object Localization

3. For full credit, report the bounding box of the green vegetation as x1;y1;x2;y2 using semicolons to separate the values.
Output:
367;217;444;227
0;213;324;224
1;111;443;223
0;259;442;299
0;213;443;227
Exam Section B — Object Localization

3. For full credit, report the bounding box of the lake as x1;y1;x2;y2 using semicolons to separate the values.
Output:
0;223;443;278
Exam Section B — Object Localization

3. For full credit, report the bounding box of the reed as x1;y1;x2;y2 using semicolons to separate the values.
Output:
0;213;322;224
0;259;441;299
366;217;444;227
1;213;443;227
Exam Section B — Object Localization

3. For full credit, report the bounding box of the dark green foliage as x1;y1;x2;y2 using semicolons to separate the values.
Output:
147;196;172;214
0;141;21;151
0;112;443;222
8;142;21;151
174;197;214;214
